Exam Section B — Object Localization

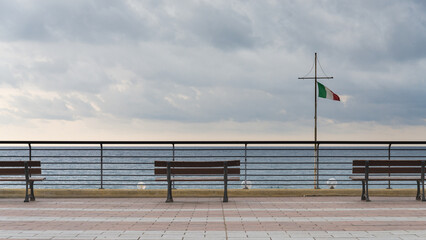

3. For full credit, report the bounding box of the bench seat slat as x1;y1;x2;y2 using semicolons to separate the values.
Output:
353;160;423;166
155;160;240;167
353;167;422;174
350;176;421;181
0;177;46;181
155;168;240;175
0;168;42;175
156;177;240;181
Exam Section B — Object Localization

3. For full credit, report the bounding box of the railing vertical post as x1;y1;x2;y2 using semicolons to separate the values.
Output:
28;143;32;161
100;143;104;189
244;143;248;189
172;143;175;162
172;143;175;189
387;143;392;189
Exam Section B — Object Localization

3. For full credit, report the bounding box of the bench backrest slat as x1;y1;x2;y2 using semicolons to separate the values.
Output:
155;160;240;167
0;161;42;176
353;167;421;174
352;160;424;174
155;168;240;175
353;160;422;166
0;168;42;175
154;160;240;176
0;161;41;167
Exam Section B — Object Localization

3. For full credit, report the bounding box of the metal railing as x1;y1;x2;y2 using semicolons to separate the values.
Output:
0;141;425;189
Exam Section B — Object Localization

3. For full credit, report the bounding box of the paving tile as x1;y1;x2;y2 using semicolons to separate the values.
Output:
1;197;426;239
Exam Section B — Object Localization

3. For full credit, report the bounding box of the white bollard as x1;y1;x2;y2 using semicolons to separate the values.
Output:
137;182;146;190
326;178;337;189
241;180;252;189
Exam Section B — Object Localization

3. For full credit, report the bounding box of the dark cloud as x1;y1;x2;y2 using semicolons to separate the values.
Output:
0;1;259;50
185;2;256;50
269;1;426;65
0;0;426;132
0;0;149;43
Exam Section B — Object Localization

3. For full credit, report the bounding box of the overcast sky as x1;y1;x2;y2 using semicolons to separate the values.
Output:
0;0;425;141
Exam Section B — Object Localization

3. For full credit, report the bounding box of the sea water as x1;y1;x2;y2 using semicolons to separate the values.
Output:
0;146;425;190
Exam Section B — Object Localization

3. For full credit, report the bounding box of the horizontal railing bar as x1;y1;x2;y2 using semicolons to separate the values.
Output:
96;168;341;171
40;161;372;165
246;162;346;164
0;156;34;158
2;181;414;184
41;175;102;177
40;180;101;182
99;179;317;182
319;148;426;151
41;163;112;165
31;156;173;158
4;147;425;151
39;174;370;181
3;156;422;159
35;184;104;186
3;155;422;158
170;184;417;186
26;149;102;151
0;183;415;189
40;174;313;177
31;156;103;158
31;148;174;151
42;169;100;171
0;149;28;151
2;147;366;151
244;169;351;171
1;140;426;144
25;156;426;159
240;174;349;176
247;156;397;158
1;183;418;186
43;162;153;165
36;162;348;166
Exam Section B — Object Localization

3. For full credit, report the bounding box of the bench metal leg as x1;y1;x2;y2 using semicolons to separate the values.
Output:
422;179;426;202
416;180;421;200
30;181;36;201
166;162;173;203
166;180;173;203
361;181;366;200
223;180;228;203
364;180;370;202
24;181;30;203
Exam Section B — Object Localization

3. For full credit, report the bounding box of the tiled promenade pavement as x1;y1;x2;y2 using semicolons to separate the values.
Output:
0;197;426;239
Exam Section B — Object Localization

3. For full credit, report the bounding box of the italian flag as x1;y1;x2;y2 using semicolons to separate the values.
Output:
318;82;340;101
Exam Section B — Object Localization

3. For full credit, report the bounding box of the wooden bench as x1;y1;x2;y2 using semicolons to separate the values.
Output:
350;160;425;202
0;161;46;202
154;160;240;202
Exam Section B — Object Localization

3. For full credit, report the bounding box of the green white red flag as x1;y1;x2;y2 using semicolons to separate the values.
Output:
318;82;340;101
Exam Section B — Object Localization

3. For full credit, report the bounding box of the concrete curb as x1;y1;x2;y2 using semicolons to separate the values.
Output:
0;188;418;198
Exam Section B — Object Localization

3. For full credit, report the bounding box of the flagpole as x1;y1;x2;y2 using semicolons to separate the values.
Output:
314;52;317;144
314;53;319;189
299;53;333;189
